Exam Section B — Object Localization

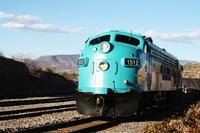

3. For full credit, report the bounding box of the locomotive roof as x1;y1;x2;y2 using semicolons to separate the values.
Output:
144;37;178;61
88;30;143;41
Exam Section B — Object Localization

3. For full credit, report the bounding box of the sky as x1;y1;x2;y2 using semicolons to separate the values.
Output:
0;0;200;61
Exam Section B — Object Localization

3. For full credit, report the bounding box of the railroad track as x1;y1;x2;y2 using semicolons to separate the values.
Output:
0;96;80;133
19;117;120;133
0;96;75;107
40;93;199;133
19;106;171;133
0;104;76;120
0;96;76;121
1;93;198;132
17;103;172;133
1;96;122;133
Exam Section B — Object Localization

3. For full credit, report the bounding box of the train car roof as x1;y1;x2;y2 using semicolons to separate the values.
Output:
145;37;178;61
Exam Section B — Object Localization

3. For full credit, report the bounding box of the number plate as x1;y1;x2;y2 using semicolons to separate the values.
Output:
125;58;140;66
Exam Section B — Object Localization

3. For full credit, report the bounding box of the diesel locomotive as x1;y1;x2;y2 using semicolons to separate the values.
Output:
76;30;182;117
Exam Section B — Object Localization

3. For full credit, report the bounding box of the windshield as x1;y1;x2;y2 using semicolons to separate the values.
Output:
89;35;110;45
115;34;140;46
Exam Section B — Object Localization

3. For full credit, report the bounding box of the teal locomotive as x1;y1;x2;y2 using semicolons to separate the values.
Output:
76;30;182;117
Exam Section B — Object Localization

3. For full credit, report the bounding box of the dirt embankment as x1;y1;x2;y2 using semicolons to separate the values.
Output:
182;62;200;90
0;57;76;98
182;78;200;90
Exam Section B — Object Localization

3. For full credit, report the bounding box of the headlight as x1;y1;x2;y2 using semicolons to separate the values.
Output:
99;62;109;71
100;41;110;53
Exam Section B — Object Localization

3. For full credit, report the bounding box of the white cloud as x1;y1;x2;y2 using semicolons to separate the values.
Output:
0;11;82;34
3;22;25;29
144;29;200;44
0;12;14;18
27;23;82;33
15;15;40;22
2;21;82;33
0;11;39;22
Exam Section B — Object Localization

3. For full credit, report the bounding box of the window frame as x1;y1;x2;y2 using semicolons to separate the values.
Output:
115;34;140;46
89;35;111;45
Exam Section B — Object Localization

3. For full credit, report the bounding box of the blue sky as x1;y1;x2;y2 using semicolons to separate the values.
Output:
0;0;200;61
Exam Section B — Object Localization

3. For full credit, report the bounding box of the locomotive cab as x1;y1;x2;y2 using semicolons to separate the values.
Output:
76;31;145;116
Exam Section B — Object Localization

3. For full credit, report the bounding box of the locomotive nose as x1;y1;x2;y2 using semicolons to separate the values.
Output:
94;59;117;87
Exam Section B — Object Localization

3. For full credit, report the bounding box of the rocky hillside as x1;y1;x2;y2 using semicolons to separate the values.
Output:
182;62;200;79
179;60;196;65
0;56;76;98
35;54;79;73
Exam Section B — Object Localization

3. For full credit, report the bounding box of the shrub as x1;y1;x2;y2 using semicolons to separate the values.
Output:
141;102;200;133
61;72;78;81
42;66;56;73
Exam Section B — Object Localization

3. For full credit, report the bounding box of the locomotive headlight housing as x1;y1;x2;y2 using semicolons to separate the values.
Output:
99;61;109;71
100;41;110;53
123;80;128;84
77;58;88;67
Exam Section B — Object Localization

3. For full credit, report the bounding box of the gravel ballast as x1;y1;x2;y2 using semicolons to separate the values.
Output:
0;94;196;133
0;97;82;132
0;96;156;133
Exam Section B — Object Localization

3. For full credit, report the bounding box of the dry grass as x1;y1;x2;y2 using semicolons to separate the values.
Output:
142;101;200;133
